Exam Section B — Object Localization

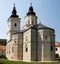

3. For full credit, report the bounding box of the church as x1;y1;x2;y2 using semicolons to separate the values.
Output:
6;4;55;62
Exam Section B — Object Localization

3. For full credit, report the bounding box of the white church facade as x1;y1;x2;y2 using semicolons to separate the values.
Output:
6;4;55;62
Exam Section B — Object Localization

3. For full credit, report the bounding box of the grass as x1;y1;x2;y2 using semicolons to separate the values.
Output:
0;59;60;64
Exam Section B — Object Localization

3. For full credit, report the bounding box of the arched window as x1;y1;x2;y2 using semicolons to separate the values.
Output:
14;23;17;27
55;54;59;58
26;48;28;52
51;46;53;51
25;44;28;52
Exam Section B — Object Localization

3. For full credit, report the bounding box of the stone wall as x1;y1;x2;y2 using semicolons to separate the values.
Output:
23;29;31;61
31;28;36;61
6;32;23;61
37;29;55;61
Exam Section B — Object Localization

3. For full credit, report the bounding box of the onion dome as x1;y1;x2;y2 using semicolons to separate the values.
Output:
10;4;19;17
27;4;36;16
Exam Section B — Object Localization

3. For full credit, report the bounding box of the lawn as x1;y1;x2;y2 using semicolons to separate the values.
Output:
0;59;60;64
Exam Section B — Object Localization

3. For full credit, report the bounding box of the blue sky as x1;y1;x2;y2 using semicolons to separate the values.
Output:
0;0;60;42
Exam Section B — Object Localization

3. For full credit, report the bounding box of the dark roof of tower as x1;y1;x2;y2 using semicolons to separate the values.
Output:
10;4;19;17
27;4;36;16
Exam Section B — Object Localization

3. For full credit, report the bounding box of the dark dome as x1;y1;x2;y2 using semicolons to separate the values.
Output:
10;4;19;17
27;5;36;16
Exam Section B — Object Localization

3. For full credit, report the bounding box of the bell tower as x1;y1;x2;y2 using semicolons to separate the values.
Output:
7;4;21;41
23;4;38;29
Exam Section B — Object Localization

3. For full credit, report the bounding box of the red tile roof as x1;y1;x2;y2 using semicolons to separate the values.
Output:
55;41;60;47
0;45;6;50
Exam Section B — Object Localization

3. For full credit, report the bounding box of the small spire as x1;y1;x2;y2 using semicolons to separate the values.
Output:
29;3;33;12
12;3;16;15
14;3;15;7
30;2;32;6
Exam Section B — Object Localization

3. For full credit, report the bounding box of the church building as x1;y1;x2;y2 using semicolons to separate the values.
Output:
6;4;55;62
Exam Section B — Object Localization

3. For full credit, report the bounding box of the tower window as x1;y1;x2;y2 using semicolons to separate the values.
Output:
25;44;28;52
14;23;17;27
51;46;53;51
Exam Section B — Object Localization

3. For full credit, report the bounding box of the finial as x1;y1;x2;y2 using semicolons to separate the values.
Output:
27;2;36;16
30;2;32;6
14;3;15;7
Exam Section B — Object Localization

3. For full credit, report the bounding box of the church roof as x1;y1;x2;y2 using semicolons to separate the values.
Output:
37;23;54;30
0;45;6;50
12;30;26;35
12;22;54;35
55;41;60;47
